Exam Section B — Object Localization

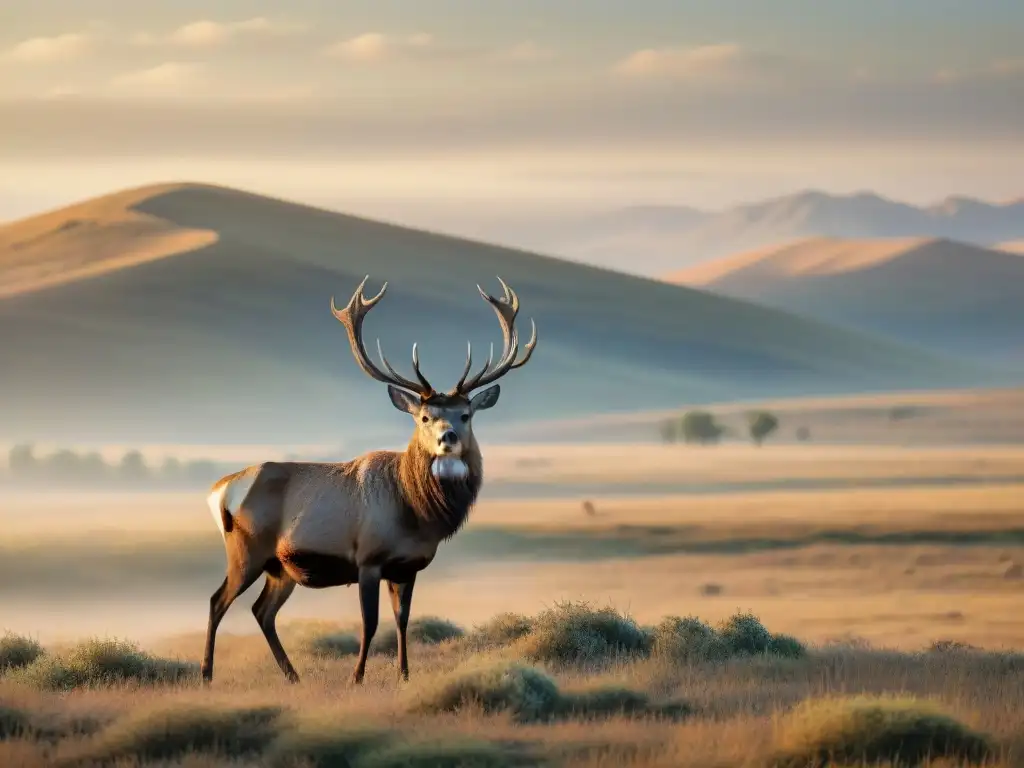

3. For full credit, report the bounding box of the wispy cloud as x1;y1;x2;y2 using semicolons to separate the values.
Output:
323;32;435;62
500;41;556;63
3;33;91;63
613;43;800;86
134;17;307;48
108;62;202;95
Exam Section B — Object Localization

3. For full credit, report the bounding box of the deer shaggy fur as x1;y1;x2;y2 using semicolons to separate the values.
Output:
201;276;536;685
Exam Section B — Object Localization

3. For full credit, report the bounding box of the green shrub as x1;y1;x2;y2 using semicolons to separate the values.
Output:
0;631;44;672
770;695;993;767
373;616;465;654
651;616;729;663
58;704;281;766
267;719;393;768
718;612;774;655
467;612;534;648
307;630;361;658
768;633;807;659
515;602;650;665
356;738;516;768
406;661;561;723
0;705;33;741
11;638;196;691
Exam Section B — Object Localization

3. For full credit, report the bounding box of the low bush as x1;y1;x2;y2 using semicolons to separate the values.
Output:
57;704;281;766
515;602;649;665
770;695;993;767
0;632;44;672
11;638;196;691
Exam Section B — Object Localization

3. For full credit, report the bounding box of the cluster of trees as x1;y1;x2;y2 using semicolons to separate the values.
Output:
4;443;230;489
660;409;788;446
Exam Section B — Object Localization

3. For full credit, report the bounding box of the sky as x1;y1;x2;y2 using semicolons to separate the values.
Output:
2;0;1023;225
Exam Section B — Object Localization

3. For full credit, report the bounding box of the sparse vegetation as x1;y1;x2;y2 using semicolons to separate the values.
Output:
747;410;780;445
770;695;993;767
4;442;229;490
514;602;650;665
0;631;44;672
58;704;282;765
9;638;197;690
1;606;1022;768
679;410;726;444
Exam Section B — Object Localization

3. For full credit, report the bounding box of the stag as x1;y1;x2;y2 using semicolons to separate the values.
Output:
201;276;536;685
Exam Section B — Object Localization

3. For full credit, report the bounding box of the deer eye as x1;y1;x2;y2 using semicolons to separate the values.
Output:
421;415;429;423
460;413;470;423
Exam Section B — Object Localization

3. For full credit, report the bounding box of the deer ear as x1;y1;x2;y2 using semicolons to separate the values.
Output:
470;385;500;413
388;386;419;415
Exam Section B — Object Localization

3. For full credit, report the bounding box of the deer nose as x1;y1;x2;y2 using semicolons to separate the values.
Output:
439;430;459;447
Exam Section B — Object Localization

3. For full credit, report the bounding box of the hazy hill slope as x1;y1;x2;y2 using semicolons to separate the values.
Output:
997;240;1024;255
667;236;1024;366
0;184;979;445
518;191;1024;275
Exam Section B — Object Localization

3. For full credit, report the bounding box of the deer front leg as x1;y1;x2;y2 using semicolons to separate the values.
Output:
387;575;417;682
351;568;381;685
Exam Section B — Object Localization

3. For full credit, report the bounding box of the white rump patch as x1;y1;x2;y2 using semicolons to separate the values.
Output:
206;472;257;538
431;456;469;481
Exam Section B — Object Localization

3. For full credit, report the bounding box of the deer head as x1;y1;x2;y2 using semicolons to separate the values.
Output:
331;276;537;477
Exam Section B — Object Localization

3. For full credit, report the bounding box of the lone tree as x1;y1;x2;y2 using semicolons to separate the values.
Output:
680;410;725;445
747;410;780;446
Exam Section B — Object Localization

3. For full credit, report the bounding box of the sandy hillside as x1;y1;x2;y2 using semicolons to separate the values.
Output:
0;184;979;445
997;239;1024;254
666;236;1024;366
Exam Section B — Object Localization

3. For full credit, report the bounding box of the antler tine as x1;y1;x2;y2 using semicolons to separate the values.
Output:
453;341;474;392
410;342;434;393
453;278;536;395
331;275;434;396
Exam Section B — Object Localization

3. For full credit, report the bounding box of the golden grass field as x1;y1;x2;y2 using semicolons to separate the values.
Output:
2;441;1023;766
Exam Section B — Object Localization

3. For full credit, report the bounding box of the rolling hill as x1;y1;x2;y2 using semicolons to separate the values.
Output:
509;190;1024;276
666;236;1024;367
0;183;982;446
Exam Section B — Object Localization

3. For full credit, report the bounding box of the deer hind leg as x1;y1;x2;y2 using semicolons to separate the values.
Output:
387;576;417;682
251;567;299;683
201;540;264;683
351;568;381;685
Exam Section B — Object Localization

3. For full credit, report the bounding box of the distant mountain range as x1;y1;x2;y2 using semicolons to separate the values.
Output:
498;190;1024;276
0;183;981;446
667;236;1024;368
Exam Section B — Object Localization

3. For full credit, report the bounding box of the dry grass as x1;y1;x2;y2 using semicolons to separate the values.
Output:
0;605;1021;768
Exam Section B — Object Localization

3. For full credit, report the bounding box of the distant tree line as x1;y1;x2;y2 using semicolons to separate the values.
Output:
660;409;788;446
3;443;232;489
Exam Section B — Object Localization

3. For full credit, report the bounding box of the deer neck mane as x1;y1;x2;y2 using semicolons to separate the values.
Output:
397;439;482;541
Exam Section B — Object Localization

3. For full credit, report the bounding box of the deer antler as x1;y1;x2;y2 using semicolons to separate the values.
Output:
452;277;537;396
331;275;435;397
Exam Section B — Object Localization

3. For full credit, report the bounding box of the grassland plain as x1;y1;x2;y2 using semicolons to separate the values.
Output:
3;443;1023;765
1;605;1022;767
